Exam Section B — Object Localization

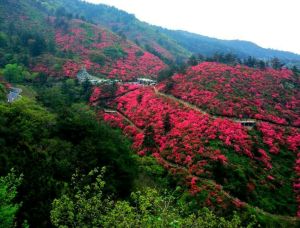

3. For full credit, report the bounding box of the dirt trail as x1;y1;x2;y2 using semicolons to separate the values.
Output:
144;142;298;222
153;87;210;115
116;110;144;133
153;87;300;129
107;99;299;223
153;86;256;121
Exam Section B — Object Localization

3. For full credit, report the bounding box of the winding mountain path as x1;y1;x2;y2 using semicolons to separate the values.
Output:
100;86;299;222
153;87;300;129
116;110;143;133
111;106;299;223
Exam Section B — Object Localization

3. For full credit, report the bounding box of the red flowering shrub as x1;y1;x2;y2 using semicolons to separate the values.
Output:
62;60;81;77
98;85;299;215
287;132;300;152
90;87;102;103
54;19;166;80
160;62;300;127
114;87;253;161
90;83;141;104
256;122;285;155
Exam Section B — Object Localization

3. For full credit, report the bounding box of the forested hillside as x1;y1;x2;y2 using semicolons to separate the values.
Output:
158;29;300;65
0;0;299;227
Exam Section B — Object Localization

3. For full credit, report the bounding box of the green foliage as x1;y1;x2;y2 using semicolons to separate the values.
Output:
103;45;127;60
133;155;170;190
80;23;95;39
89;52;105;65
187;55;199;66
0;83;137;226
37;79;91;110
163;113;172;133
0;0;299;226
135;50;144;57
157;67;174;82
27;34;47;56
51;168;257;228
270;57;283;70
0;32;8;48
100;81;118;98
0;169;23;228
2;64;27;82
1;64;37;83
51;167;109;227
212;141;297;216
143;125;156;149
0;83;6;101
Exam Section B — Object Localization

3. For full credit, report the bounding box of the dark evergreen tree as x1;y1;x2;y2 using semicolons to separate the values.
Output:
143;125;156;148
163;113;172;133
187;55;198;66
271;57;283;70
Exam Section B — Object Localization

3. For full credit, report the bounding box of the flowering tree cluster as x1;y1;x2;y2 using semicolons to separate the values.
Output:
62;60;82;77
114;87;253;159
97;86;299;214
105;46;166;81
89;83;141;103
160;62;300;127
51;19;165;79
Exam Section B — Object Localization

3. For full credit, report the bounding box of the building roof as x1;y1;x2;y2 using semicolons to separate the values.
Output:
7;87;22;103
7;92;20;103
137;78;156;82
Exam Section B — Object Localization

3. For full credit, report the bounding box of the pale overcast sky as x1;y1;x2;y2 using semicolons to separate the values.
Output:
85;0;300;54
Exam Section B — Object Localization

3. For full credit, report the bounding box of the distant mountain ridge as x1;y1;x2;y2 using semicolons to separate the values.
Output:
31;0;300;65
158;28;300;62
51;0;300;65
2;0;300;68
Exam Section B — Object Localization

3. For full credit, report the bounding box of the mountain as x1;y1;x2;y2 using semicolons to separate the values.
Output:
32;0;300;65
0;0;166;81
0;0;300;227
92;62;300;218
32;0;191;63
158;28;300;63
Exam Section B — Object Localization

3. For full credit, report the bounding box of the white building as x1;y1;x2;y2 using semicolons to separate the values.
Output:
136;78;157;85
7;87;22;103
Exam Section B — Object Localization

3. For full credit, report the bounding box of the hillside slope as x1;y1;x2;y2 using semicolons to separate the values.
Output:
159;62;300;127
158;29;300;64
32;0;191;63
32;0;300;66
90;63;300;220
0;0;166;81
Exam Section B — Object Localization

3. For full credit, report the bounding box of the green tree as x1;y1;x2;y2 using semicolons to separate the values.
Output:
187;55;198;66
0;169;23;228
0;96;137;226
51;168;256;228
143;125;156;148
51;167;109;227
0;32;8;48
270;57;283;70
0;83;6;101
24;72;39;82
258;60;266;70
82;78;93;102
1;64;35;83
89;52;106;66
103;45;127;60
28;35;46;56
163;113;172;133
2;64;25;82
